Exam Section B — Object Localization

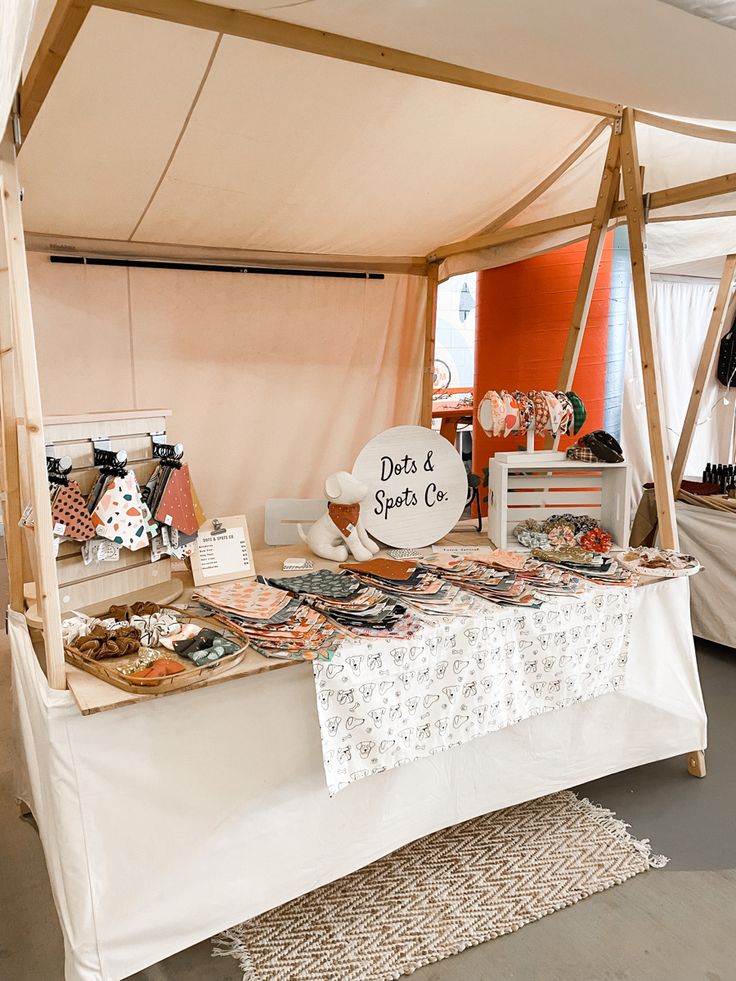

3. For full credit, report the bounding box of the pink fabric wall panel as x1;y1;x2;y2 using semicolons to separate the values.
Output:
27;253;425;545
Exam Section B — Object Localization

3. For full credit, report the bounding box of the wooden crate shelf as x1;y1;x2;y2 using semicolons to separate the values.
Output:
487;453;630;550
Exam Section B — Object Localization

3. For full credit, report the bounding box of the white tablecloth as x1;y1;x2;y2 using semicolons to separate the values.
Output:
676;501;736;647
11;578;706;981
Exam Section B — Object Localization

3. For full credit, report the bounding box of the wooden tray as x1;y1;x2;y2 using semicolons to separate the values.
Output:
63;611;248;695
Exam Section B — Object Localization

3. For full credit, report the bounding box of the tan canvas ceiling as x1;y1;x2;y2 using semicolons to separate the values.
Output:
10;0;736;273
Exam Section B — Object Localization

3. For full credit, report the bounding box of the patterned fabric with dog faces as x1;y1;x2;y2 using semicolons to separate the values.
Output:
313;586;632;795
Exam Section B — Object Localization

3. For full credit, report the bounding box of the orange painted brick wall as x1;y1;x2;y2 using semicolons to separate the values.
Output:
472;235;614;490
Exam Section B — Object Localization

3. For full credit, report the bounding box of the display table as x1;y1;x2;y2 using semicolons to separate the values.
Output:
675;501;736;647
11;538;707;981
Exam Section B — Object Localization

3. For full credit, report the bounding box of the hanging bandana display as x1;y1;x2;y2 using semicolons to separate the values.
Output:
51;480;96;542
154;463;199;536
91;472;149;551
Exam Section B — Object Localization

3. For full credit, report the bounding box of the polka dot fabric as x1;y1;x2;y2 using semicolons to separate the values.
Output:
154;463;199;536
51;480;96;542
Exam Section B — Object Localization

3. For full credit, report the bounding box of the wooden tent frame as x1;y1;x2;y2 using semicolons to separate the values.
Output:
4;1;733;783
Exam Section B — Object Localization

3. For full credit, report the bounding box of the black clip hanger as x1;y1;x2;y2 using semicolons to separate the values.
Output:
92;439;129;477
151;433;184;469
46;453;72;486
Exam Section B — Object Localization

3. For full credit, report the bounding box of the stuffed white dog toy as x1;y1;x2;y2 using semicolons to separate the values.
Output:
298;470;380;563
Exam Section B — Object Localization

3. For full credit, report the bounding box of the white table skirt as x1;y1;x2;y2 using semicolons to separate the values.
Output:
676;501;736;647
11;577;707;981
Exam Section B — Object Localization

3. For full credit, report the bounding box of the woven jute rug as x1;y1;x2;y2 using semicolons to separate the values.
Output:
214;791;666;981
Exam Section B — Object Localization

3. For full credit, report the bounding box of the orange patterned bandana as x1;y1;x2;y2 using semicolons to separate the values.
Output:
328;502;360;536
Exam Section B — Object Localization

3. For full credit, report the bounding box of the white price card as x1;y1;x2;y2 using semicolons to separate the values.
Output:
190;515;256;586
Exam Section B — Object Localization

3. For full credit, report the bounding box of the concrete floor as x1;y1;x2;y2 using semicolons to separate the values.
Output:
1;582;735;980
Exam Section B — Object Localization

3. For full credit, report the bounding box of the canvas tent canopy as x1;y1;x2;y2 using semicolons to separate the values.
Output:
2;0;736;689
6;0;736;276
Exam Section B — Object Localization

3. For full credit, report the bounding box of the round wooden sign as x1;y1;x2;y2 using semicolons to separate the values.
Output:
353;425;468;548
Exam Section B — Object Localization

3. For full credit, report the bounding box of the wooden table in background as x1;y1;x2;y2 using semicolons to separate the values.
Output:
432;404;473;443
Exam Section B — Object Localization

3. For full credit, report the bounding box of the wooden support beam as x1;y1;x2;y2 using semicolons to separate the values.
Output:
20;0;92;140
556;128;621;394
620;108;678;551
420;263;440;428
610;169;736;219
479;119;611;236
23;233;428;276
634;110;736;145
649;210;736;224
431;205;601;261
672;255;736;495
0;217;26;612
433;168;736;266
91;0;621;117
0;127;66;689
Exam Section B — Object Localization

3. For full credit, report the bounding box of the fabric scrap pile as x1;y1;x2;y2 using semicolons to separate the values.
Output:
529;547;637;586
419;552;576;607
192;579;341;661
268;568;423;638
338;558;481;620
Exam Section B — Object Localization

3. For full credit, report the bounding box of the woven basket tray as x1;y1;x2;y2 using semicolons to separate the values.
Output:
64;613;248;695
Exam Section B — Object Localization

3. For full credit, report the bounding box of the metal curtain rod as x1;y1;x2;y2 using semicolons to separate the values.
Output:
49;255;385;280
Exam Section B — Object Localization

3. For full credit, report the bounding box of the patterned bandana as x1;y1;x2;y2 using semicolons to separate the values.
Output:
51;480;96;542
91;472;149;551
328;502;360;536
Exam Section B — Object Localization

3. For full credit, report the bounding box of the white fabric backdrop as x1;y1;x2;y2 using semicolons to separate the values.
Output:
621;278;736;510
676;501;736;644
27;254;426;547
11;579;706;981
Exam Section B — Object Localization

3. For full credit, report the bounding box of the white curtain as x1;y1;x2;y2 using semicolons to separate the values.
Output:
621;278;736;510
0;0;37;131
